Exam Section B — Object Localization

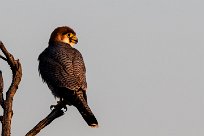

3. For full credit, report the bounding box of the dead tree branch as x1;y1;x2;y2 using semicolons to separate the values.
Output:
25;102;66;136
0;70;4;124
0;41;22;136
0;70;4;109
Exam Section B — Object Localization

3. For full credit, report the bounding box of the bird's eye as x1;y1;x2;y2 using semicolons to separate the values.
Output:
67;33;71;37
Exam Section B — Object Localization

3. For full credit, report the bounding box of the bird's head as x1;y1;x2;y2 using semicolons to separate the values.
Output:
49;26;78;47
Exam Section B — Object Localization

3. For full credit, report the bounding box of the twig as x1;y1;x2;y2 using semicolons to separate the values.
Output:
0;41;22;136
0;55;7;61
25;102;66;136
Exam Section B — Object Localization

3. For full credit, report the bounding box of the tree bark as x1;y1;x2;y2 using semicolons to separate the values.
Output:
0;41;22;136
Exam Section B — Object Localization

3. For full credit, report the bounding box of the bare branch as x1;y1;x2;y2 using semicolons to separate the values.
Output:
25;102;66;136
0;70;5;109
0;41;22;136
0;54;7;61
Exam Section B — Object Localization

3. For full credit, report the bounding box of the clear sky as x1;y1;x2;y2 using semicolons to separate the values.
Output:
0;0;204;136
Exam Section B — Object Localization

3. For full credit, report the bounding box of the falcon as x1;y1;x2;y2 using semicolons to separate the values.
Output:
38;26;98;128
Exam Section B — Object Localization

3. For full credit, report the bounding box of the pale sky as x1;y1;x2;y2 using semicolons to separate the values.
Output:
0;0;204;136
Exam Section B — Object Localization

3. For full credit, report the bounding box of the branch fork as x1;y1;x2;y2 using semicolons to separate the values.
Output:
0;41;22;136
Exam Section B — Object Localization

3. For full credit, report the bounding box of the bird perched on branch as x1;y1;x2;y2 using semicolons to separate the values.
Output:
38;26;98;128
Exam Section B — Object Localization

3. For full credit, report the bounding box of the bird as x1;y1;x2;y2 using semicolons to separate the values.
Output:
38;26;98;128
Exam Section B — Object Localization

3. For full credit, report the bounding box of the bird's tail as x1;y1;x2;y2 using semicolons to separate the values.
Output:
74;89;98;128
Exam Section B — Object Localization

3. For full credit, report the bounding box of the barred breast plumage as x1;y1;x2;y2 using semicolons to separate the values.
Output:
38;42;87;97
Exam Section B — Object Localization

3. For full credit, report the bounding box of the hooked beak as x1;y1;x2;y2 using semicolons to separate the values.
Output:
72;35;78;44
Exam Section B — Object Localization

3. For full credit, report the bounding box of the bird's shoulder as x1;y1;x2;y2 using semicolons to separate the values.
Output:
38;44;84;64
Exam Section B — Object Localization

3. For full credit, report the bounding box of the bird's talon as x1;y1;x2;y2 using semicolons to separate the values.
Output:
50;100;67;112
62;106;68;112
50;104;56;110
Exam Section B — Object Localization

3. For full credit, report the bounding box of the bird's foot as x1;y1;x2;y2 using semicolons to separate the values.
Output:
50;100;67;112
